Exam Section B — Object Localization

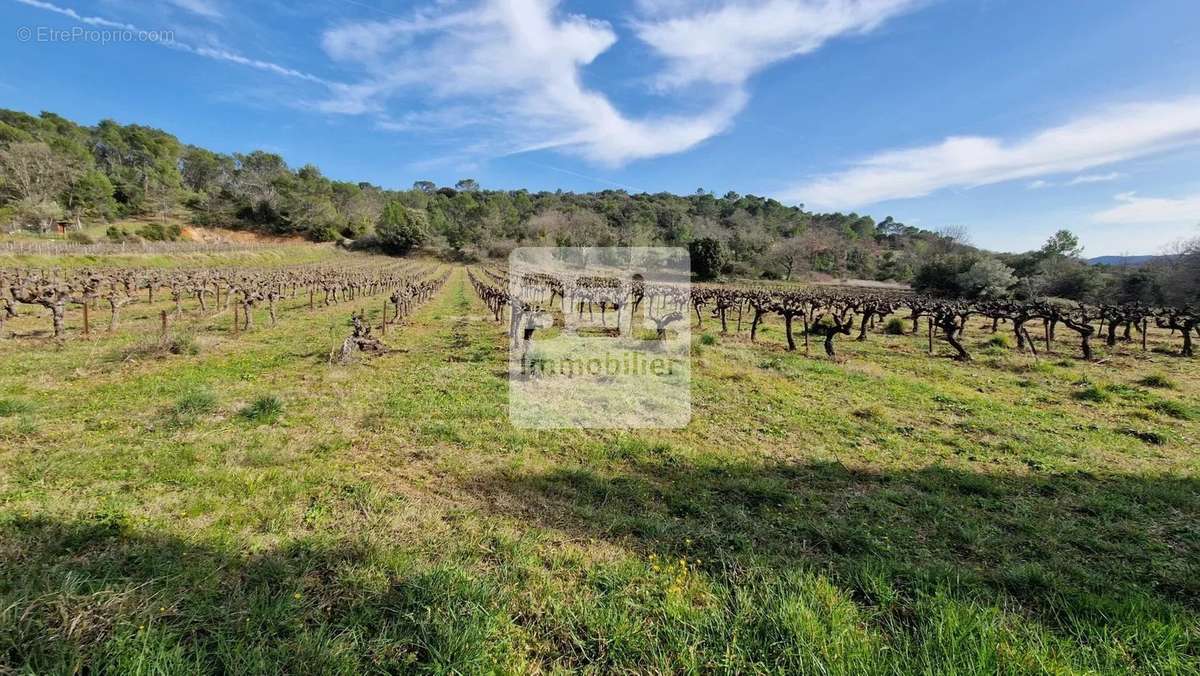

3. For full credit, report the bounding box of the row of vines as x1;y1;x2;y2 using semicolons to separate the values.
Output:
470;266;1198;361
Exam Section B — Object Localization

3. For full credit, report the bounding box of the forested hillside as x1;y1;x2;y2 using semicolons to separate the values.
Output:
0;109;957;275
1;109;1196;305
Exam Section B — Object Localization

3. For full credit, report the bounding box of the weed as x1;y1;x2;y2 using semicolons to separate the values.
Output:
1138;373;1177;389
172;390;217;417
0;398;32;417
1073;385;1110;403
1120;428;1166;445
239;395;283;423
1147;399;1192;420
984;334;1012;349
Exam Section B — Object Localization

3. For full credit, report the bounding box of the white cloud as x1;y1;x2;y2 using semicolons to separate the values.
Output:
1067;171;1122;185
14;0;136;29
16;0;330;84
166;0;222;19
1027;180;1050;189
633;0;920;88
786;96;1200;207
316;0;758;165
316;0;915;165
1092;191;1200;225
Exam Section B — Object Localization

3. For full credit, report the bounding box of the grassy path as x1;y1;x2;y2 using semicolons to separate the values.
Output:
1;266;1198;673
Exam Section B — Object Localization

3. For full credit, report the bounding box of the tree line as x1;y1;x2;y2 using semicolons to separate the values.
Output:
0;108;1195;308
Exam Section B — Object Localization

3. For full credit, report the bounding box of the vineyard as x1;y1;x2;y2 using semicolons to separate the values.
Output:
1;256;446;344
470;264;1199;361
1;248;1198;673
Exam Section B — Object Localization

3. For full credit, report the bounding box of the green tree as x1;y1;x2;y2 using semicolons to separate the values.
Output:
957;258;1017;299
689;237;728;281
376;201;428;255
61;169;115;222
1041;229;1083;258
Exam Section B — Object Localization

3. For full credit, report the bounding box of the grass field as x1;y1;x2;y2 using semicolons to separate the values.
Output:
1;262;1197;673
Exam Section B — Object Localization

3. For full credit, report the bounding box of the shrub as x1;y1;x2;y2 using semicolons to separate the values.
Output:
106;225;132;242
66;230;94;244
688;237;728;281
240;395;284;423
137;222;183;241
700;333;717;346
882;318;906;335
376;201;428;255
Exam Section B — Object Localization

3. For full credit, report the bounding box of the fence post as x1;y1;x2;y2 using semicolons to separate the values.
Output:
160;310;168;338
82;303;90;337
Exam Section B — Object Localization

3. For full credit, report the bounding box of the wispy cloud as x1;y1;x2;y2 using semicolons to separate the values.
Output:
1027;171;1123;190
633;0;920;88
315;0;918;166
15;0;329;84
14;0;135;29
785;96;1200;207
1092;191;1200;226
166;0;222;19
1067;171;1122;185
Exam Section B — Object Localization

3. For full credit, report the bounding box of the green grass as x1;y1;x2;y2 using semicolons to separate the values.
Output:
1139;373;1178;389
239;395;284;424
0;263;1198;673
0;398;32;417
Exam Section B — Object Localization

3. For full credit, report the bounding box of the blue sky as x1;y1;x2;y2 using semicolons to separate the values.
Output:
3;0;1199;255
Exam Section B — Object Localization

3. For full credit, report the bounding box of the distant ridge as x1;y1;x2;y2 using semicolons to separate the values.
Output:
1087;255;1162;267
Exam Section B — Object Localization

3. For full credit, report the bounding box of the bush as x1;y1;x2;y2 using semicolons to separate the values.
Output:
882;318;906;335
136;222;183;241
376;201;428;255
240;395;284;423
688;237;728;281
700;333;717;345
66;230;94;244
